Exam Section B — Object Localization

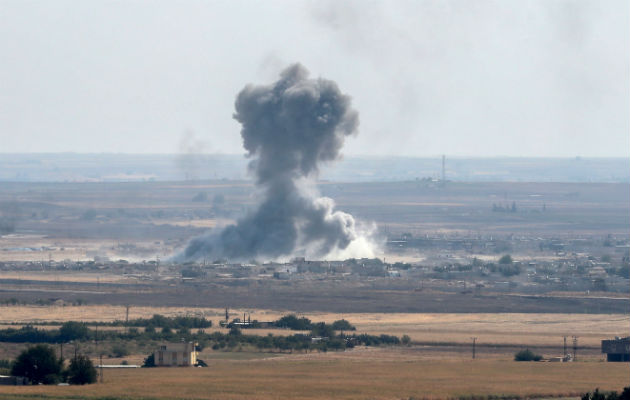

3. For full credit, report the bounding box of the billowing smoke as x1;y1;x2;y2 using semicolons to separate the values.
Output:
183;64;375;261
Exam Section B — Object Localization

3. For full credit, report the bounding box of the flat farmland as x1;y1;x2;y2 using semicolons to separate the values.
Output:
0;305;627;348
0;355;627;400
0;180;628;246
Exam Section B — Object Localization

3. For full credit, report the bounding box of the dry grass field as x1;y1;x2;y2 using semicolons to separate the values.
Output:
0;355;627;400
0;305;626;348
0;306;626;399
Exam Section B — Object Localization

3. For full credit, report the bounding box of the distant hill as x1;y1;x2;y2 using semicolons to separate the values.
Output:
0;153;627;183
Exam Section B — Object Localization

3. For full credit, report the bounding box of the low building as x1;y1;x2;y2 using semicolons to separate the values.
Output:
589;266;608;279
154;342;197;367
602;337;630;362
0;375;28;385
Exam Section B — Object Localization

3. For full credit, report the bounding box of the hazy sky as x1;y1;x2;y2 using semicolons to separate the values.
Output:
1;0;628;157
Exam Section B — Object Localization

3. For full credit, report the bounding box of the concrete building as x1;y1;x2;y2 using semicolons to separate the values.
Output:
601;337;630;362
0;375;28;385
154;342;197;367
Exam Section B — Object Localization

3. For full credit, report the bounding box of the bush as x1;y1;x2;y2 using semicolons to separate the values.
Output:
499;254;513;264
11;344;63;384
59;321;90;341
0;358;12;375
142;353;155;368
582;387;630;400
331;319;356;331
499;264;521;277
401;335;411;346
274;314;313;330
310;322;334;338
67;354;97;385
514;348;542;361
616;265;630;279
111;343;130;358
197;359;208;367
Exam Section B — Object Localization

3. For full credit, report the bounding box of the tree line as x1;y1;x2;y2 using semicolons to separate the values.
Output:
0;320;402;354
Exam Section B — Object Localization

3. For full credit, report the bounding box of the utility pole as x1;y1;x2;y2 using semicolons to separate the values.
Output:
99;354;103;383
471;337;477;359
563;336;567;357
572;336;578;361
125;305;130;333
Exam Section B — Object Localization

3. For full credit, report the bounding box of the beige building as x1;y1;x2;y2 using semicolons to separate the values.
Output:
154;342;197;367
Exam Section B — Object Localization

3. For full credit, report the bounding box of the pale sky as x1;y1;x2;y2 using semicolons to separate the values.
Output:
0;0;628;157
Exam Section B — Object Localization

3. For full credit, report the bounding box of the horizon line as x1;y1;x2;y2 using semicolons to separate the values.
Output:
0;152;628;160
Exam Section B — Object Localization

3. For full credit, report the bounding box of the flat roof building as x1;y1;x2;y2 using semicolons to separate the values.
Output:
601;337;630;362
154;342;197;367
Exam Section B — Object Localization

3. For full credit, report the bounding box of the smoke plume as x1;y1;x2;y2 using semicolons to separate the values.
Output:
183;64;375;261
176;130;207;181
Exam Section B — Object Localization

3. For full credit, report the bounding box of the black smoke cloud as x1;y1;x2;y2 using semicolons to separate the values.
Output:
183;64;374;261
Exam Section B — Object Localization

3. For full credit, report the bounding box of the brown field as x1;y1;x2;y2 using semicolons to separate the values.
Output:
0;354;626;400
0;271;127;283
0;305;627;349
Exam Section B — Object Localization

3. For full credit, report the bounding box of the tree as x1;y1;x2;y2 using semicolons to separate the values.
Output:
331;319;356;331
310;322;334;338
142;353;155;368
59;321;90;341
11;344;63;384
499;254;513;265
275;314;312;330
616;265;630;279
67;354;97;385
581;387;630;400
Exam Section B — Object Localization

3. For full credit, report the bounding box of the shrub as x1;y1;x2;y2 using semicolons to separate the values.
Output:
499;254;513;264
197;358;208;367
331;319;356;331
514;349;542;361
581;387;630;400
274;315;313;330
59;321;90;341
310;322;334;338
142;353;155;368
67;354;97;385
499;264;521;277
111;343;130;358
